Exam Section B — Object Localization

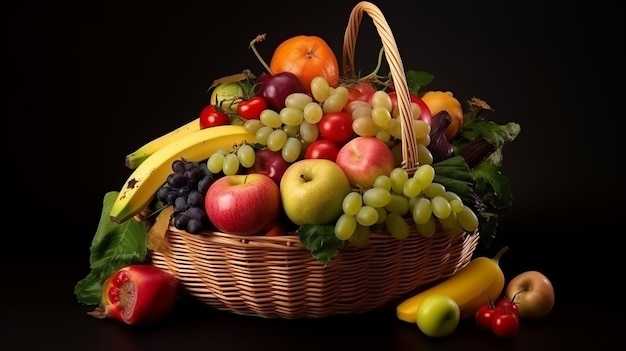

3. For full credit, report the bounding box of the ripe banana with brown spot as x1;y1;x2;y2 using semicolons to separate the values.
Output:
110;125;256;224
125;118;201;169
396;246;508;323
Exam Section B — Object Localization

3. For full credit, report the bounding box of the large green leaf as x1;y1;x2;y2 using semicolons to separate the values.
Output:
74;191;149;305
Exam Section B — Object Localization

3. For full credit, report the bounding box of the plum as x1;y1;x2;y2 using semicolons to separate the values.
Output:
256;71;305;111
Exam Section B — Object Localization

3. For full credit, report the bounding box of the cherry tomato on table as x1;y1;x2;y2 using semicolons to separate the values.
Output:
475;303;500;331
236;96;268;120
199;105;229;128
492;312;520;338
475;298;520;338
497;298;520;316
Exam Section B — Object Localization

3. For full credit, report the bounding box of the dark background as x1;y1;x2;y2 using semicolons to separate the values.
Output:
2;0;624;349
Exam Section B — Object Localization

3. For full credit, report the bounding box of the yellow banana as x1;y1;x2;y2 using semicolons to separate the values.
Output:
110;125;256;224
396;246;508;323
125;118;202;169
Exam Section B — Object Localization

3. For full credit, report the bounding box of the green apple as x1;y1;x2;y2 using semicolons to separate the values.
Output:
415;294;460;338
280;159;351;226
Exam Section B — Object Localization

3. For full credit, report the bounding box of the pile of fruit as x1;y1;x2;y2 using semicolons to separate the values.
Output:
74;32;547;338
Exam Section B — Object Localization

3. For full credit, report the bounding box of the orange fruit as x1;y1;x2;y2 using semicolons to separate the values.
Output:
269;35;339;94
421;91;464;141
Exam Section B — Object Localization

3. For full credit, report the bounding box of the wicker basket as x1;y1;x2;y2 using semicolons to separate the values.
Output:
149;1;480;319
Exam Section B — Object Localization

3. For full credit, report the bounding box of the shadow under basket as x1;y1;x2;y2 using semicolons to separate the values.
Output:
149;226;479;319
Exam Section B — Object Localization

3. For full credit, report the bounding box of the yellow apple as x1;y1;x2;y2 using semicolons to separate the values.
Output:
504;270;555;320
280;159;351;226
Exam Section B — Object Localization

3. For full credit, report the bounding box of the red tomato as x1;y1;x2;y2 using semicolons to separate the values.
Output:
388;91;432;126
304;139;341;161
317;112;354;144
236;96;268;120
497;298;520;316
491;312;520;338
89;265;178;326
475;304;498;331
347;81;376;104
199;105;229;128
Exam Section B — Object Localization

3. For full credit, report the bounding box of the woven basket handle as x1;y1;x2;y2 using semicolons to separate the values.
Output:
342;1;419;173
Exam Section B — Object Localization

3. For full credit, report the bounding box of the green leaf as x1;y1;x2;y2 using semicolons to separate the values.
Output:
74;191;149;305
476;211;499;250
472;162;514;211
458;120;521;149
406;70;434;95
297;224;345;266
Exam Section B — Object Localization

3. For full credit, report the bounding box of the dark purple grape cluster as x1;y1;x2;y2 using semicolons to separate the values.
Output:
156;159;216;234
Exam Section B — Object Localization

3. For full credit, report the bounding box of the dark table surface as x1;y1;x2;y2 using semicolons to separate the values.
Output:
2;1;623;350
4;255;623;351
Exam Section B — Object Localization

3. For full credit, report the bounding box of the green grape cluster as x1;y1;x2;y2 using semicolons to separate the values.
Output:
334;164;479;242
241;76;353;164
205;142;257;176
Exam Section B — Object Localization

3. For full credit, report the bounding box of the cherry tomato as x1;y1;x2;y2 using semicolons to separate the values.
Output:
492;312;520;338
347;81;376;104
497;298;520;316
304;139;341;161
199;105;229;129
317;111;354;144
475;303;499;331
236;96;268;120
388;91;432;126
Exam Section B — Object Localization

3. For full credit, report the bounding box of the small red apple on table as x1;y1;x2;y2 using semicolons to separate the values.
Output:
205;173;281;236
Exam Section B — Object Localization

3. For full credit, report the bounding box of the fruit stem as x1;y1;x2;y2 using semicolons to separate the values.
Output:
492;246;509;262
249;34;273;75
511;288;528;302
360;47;384;80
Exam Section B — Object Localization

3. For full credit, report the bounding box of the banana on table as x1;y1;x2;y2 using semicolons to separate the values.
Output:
396;246;508;322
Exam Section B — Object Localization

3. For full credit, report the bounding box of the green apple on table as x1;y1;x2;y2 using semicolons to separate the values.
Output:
280;159;352;226
416;294;461;338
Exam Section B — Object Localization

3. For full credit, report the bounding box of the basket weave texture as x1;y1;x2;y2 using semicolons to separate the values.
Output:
149;1;480;319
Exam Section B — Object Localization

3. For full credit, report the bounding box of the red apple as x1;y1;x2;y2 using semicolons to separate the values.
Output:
335;136;395;188
246;148;291;185
205;173;281;236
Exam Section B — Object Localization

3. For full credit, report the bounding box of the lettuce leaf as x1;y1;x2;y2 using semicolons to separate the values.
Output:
406;70;434;95
74;191;149;305
297;224;345;266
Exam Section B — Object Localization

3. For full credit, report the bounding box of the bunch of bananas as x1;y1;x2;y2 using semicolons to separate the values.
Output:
110;119;256;224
